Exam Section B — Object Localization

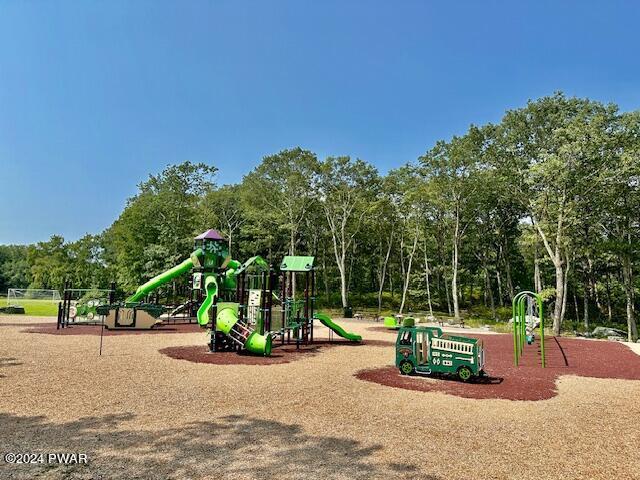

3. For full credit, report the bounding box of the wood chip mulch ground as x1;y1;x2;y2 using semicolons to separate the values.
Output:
2;315;640;479
160;339;393;365
23;322;202;335
355;334;640;400
0;322;53;328
366;326;398;334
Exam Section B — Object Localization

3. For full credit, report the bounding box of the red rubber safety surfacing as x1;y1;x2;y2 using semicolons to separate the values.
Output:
355;334;640;401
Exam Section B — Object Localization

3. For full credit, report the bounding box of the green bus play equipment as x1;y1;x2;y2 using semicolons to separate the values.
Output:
395;325;485;381
512;291;545;368
97;230;360;356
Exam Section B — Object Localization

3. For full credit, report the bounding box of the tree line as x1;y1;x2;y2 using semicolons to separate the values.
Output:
1;93;638;340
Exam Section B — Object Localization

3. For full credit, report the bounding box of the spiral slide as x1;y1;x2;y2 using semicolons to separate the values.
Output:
314;312;362;342
197;275;272;356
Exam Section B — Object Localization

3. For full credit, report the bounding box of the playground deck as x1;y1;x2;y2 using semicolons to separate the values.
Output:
1;315;639;480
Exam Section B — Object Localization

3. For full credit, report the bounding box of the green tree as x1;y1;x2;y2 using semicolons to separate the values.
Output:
243;148;320;296
318;156;380;308
419;127;486;321
494;93;619;334
104;161;216;292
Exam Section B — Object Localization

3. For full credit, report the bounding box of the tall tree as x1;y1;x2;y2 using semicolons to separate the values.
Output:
103;161;216;292
494;94;618;334
243;148;320;296
419;127;485;321
318;156;379;308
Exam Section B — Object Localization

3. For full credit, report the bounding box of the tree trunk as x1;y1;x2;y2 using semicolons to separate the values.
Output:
582;277;589;331
444;267;452;316
399;227;419;314
423;240;433;318
496;269;504;307
531;209;566;335
377;229;394;317
582;282;589;332
339;262;348;308
622;253;638;342
451;243;460;321
534;248;542;294
322;242;330;303
504;253;515;298
451;207;461;321
586;255;602;315
484;263;496;319
553;262;565;335
560;252;570;331
605;271;613;322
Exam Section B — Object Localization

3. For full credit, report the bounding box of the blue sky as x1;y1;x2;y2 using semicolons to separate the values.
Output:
1;1;639;244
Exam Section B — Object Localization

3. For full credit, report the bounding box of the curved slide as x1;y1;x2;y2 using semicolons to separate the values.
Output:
314;313;362;342
197;274;218;326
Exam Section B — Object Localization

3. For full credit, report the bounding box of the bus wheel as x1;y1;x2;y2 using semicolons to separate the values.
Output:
457;366;472;382
399;360;414;375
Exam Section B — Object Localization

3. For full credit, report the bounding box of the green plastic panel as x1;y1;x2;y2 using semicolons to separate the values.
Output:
280;256;315;272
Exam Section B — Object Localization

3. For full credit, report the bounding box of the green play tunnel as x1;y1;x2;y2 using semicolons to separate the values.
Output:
216;304;272;356
245;331;272;356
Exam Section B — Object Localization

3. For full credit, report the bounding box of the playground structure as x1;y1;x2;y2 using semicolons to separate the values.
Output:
383;315;415;330
395;325;485;381
57;282;116;329
94;230;360;356
512;291;546;368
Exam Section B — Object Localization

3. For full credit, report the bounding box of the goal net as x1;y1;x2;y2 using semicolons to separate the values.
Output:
7;288;62;307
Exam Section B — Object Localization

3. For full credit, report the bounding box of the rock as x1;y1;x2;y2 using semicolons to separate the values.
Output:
607;335;625;342
592;326;627;339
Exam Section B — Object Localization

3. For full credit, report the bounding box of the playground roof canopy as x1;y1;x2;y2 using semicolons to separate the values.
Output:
280;256;315;272
194;229;225;241
236;256;270;274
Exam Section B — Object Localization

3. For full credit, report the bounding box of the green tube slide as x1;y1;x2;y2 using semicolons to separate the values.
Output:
197;274;218;326
314;312;362;342
127;249;204;303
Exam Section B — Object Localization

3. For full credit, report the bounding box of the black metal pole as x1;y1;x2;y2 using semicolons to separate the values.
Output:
266;266;274;333
281;271;286;345
304;271;310;343
99;315;105;356
56;301;62;330
310;267;315;343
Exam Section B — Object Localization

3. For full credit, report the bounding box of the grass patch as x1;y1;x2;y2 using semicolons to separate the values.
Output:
3;299;59;317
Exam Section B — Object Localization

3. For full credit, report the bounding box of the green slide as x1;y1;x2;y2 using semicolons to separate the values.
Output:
197;274;218;326
127;249;204;303
314;312;362;342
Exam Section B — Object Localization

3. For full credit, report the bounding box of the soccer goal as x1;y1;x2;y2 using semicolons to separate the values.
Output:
7;288;62;307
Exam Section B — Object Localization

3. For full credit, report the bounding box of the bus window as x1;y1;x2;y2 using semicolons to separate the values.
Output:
399;331;412;345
